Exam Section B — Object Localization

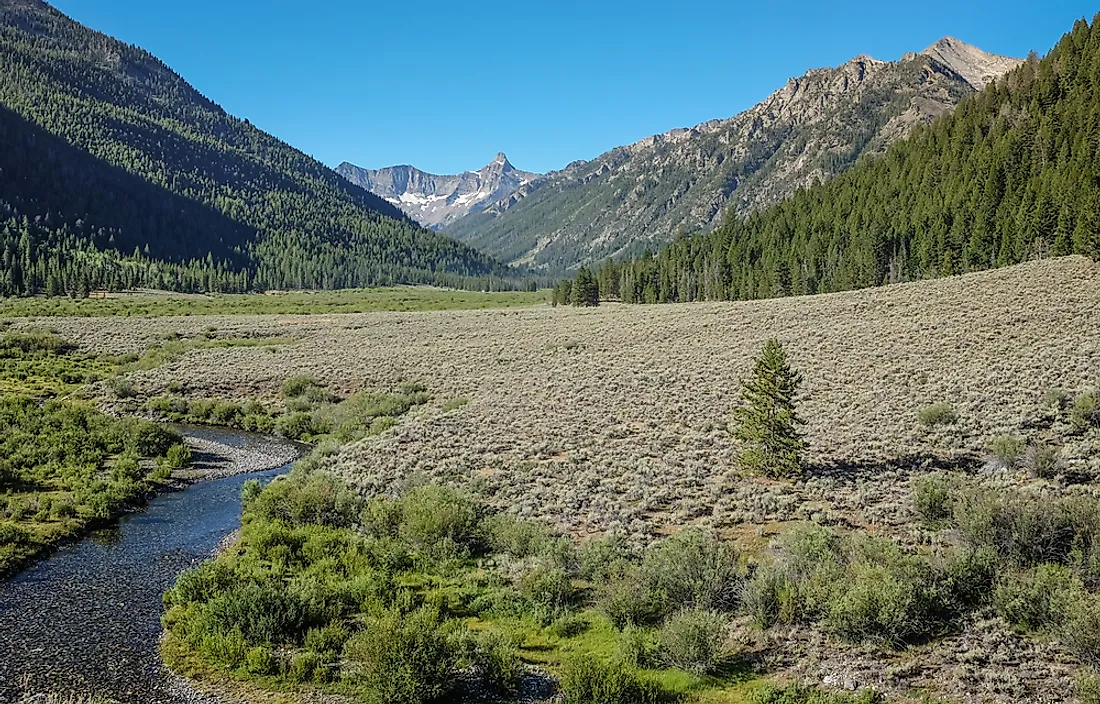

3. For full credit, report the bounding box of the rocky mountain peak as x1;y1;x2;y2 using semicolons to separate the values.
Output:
919;36;1022;89
336;154;541;231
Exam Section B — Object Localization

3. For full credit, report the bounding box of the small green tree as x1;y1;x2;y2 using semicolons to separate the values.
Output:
733;339;806;478
572;267;599;307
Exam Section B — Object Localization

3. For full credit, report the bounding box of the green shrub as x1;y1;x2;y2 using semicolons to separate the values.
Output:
824;559;936;645
304;623;350;658
241;479;263;508
287;650;322;683
616;625;658;668
282;375;320;398
1072;391;1100;432
579;535;632;582
641;528;742;614
199;629;248;668
163;443;192;470
993;563;1083;631
558;657;663;704
1078;668;1100;704
952;486;1078;566
341;607;459;704
658;609;729;674
918;402;958;427
751;684;885;704
467;631;524;697
275;412;316;440
546;613;590;639
0;522;28;546
483;513;554;558
398;484;480;555
742;563;799;629
247;470;363;529
111;455;145;483
520;564;574;612
986;435;1026;469
245;646;276;675
911;474;952;525
1063;596;1100;666
598;567;662;629
210;401;244;425
200;581;315;644
242;413;276;433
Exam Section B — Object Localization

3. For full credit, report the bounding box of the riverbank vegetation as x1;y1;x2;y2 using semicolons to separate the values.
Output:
162;468;772;703
164;463;1100;703
0;329;193;574
0;392;189;575
142;375;430;442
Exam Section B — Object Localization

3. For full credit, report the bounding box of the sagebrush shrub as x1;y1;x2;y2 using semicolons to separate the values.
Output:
658;609;730;674
986;435;1026;469
641;528;743;615
467;631;524;697
558;657;663;704
911;474;952;525
1072;391;1100;432
917;402;957;427
993;564;1082;631
342;607;458;704
1022;442;1061;478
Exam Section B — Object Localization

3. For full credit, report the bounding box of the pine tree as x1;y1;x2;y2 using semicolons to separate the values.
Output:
733;339;807;478
572;267;599;307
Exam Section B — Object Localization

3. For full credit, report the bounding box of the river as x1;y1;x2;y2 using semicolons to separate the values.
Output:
0;427;300;703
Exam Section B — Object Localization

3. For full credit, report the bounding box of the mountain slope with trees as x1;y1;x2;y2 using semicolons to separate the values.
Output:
0;0;514;296
600;16;1100;304
446;38;1020;273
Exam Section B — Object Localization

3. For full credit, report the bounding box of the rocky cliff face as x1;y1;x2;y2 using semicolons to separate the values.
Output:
336;153;540;230
443;39;1022;271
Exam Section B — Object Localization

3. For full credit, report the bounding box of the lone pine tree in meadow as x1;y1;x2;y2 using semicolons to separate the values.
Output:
733;338;806;478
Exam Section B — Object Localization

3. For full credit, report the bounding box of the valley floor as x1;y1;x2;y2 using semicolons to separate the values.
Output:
12;255;1100;703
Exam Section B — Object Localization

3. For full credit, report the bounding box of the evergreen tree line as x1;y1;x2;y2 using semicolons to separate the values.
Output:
578;16;1100;304
550;266;599;307
0;1;528;296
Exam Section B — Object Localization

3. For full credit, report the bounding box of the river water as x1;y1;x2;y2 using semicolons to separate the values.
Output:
0;428;298;703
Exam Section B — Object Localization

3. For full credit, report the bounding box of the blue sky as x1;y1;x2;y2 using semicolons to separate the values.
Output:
51;1;1097;175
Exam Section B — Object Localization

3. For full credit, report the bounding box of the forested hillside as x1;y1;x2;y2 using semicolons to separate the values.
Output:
598;16;1100;304
445;39;1019;273
0;0;513;296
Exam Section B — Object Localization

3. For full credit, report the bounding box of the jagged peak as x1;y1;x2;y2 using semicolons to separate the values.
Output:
919;35;1023;89
922;36;976;55
488;152;511;168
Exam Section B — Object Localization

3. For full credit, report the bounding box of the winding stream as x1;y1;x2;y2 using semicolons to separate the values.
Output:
0;428;300;703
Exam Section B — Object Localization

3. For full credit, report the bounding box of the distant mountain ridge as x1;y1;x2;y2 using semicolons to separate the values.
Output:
0;0;511;295
441;37;1022;272
337;154;541;230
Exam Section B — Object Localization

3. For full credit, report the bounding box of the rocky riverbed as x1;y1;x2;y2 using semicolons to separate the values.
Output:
0;427;301;704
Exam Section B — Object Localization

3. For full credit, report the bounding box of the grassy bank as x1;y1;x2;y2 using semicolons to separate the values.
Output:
162;461;911;703
0;287;548;318
0;398;190;576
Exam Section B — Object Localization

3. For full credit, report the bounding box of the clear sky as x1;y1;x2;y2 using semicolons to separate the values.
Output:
49;0;1098;175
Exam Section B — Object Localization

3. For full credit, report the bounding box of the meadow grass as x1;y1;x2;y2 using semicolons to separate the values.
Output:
0;287;548;318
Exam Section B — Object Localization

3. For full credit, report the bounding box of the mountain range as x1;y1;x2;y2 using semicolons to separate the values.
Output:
367;37;1019;272
602;17;1100;304
0;0;510;296
336;153;540;231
